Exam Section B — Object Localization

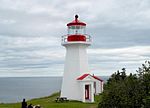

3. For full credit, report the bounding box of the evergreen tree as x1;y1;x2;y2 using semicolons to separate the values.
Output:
137;61;150;107
98;61;150;108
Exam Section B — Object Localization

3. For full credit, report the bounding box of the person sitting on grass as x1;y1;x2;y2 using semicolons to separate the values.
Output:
21;99;27;108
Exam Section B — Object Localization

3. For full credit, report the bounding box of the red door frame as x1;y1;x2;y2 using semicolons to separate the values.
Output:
85;85;90;99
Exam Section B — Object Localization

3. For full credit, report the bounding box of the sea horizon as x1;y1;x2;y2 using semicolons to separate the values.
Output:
0;76;109;103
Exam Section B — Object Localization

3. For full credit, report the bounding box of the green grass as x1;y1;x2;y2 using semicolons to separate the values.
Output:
0;92;101;108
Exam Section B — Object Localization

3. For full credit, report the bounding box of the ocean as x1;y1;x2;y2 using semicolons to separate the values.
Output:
0;76;109;103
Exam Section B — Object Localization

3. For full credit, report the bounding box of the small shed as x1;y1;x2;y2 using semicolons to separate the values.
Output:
77;74;103;102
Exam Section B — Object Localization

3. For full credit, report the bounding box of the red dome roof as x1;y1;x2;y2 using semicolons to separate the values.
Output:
67;15;86;26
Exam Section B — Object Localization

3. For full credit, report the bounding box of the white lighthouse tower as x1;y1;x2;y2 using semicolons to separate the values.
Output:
61;15;103;102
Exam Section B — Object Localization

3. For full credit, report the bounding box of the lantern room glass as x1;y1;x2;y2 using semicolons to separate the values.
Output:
68;25;86;35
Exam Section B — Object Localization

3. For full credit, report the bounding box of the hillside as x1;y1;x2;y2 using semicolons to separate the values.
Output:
0;92;101;108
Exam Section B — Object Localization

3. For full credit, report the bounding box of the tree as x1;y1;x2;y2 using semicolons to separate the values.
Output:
98;61;150;108
136;61;150;107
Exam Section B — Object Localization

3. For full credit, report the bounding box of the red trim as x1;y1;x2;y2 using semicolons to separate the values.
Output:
67;35;86;41
92;76;103;82
77;74;103;82
77;74;89;80
67;22;86;26
67;17;86;26
85;85;90;99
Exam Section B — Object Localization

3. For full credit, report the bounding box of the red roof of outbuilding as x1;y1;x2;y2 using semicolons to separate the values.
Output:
77;74;89;80
93;76;103;82
67;15;86;26
77;74;103;82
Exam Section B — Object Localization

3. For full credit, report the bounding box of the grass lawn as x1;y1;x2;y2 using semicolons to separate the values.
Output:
0;92;101;108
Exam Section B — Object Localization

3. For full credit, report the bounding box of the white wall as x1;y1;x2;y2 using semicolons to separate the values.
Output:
61;43;90;100
95;80;103;94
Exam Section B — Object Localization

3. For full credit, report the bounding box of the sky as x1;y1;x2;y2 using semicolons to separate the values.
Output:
0;0;150;77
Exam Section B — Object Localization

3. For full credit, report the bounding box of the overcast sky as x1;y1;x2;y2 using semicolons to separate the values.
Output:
0;0;150;77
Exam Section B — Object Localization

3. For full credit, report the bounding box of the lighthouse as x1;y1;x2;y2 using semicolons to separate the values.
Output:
61;15;103;102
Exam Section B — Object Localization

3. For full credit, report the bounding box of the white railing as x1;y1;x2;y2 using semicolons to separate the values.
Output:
61;34;92;44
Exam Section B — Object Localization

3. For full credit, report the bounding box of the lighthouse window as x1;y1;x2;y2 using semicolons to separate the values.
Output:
68;26;86;35
76;26;80;29
71;26;76;29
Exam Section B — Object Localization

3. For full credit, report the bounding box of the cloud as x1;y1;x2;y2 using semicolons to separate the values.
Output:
88;46;150;75
0;0;149;76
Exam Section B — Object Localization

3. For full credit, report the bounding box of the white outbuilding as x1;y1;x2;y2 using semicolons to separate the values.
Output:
61;15;103;103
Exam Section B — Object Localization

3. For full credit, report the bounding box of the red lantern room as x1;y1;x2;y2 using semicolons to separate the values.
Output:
62;15;91;45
